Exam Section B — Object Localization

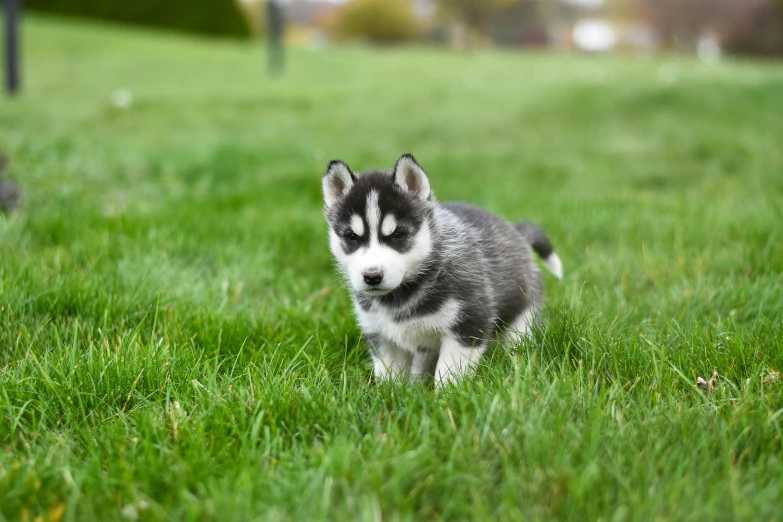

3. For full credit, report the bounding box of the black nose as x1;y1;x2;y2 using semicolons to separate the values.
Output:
363;271;384;286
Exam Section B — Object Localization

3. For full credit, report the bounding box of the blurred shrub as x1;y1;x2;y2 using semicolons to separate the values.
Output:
439;0;520;38
722;0;783;57
236;0;266;38
634;0;783;57
26;0;251;38
330;0;422;45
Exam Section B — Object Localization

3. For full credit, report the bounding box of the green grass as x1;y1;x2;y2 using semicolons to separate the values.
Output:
2;15;783;521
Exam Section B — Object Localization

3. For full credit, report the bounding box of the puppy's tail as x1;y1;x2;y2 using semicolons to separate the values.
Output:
515;221;563;280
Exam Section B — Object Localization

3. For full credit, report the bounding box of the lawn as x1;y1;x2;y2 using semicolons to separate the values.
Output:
1;15;783;522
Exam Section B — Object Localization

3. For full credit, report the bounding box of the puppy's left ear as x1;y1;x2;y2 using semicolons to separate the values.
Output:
393;154;431;201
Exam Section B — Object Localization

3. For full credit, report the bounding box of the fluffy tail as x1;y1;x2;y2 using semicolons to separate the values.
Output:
515;221;563;280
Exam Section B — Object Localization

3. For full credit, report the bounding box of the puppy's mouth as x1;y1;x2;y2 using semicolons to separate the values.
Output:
362;287;393;296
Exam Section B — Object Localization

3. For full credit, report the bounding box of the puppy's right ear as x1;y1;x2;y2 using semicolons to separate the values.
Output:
322;160;355;209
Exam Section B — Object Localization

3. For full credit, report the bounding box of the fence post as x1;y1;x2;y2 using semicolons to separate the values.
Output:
4;0;20;94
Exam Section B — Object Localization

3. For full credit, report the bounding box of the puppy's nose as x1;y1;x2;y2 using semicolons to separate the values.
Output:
363;270;384;286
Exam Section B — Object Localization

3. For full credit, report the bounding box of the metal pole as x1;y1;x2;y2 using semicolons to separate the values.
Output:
5;0;21;94
267;0;285;75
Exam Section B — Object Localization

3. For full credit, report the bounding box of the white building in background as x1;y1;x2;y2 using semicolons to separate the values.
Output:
697;31;722;63
572;18;616;52
563;0;605;8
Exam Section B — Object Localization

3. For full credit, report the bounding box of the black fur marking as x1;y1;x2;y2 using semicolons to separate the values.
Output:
515;221;555;259
356;294;374;312
327;170;430;257
378;228;414;253
492;287;529;331
384;266;446;318
453;312;494;347
336;228;368;255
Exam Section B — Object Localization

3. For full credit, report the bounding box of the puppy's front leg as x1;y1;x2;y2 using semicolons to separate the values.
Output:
371;340;411;381
435;336;486;387
411;348;439;382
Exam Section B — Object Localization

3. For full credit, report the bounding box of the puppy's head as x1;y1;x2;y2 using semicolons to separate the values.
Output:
322;154;434;296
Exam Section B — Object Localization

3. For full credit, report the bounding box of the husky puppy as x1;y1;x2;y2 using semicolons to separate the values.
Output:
322;154;562;386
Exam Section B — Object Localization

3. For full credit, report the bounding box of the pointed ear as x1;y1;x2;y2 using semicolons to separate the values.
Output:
322;160;355;209
392;154;431;201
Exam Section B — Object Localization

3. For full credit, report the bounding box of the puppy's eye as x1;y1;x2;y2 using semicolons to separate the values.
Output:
391;230;407;240
344;231;360;241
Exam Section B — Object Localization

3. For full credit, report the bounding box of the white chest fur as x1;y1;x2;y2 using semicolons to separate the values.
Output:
355;298;462;352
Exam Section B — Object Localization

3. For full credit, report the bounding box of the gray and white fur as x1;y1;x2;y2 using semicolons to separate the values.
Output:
322;154;562;387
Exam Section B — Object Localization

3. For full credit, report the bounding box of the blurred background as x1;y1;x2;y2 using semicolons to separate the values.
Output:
14;0;783;60
3;4;783;520
2;0;781;325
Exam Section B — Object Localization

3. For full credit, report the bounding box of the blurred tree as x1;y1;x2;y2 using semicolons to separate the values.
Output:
237;0;267;38
489;1;543;47
722;0;783;56
632;0;783;56
332;0;421;45
438;0;522;46
26;0;251;38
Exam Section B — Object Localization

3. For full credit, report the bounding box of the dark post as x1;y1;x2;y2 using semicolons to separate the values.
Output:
267;0;285;75
4;0;21;94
